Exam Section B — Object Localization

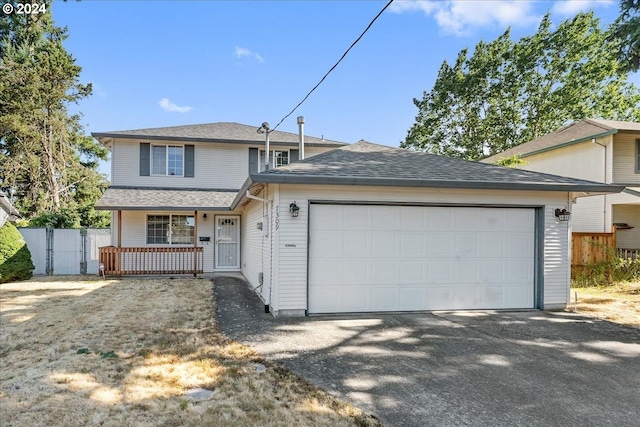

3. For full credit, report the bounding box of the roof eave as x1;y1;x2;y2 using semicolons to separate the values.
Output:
94;205;233;211
250;174;625;193
520;129;619;159
90;132;346;148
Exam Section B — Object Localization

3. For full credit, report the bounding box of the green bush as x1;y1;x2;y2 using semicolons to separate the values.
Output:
0;221;35;283
572;257;640;287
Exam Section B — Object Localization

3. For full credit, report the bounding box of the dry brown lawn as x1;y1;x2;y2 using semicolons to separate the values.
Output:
0;276;380;427
570;281;640;328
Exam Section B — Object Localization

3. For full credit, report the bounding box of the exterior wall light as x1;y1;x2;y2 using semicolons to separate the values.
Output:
554;208;571;221
289;201;300;217
203;213;208;221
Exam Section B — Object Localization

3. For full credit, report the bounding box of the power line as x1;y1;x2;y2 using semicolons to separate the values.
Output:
270;0;395;132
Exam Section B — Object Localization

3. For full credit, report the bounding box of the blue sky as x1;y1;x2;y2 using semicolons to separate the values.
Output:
50;1;636;177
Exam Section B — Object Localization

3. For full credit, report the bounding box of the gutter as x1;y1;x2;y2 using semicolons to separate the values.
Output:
520;129;618;159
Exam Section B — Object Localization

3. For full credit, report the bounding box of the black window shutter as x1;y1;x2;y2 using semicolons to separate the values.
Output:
248;147;258;173
140;143;150;176
185;145;195;178
290;149;299;163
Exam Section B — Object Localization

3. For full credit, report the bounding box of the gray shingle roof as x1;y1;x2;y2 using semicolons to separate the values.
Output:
247;141;624;193
92;122;346;147
95;187;237;210
483;119;640;162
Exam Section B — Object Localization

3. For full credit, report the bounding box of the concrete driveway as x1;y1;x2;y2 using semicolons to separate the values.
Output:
214;275;640;427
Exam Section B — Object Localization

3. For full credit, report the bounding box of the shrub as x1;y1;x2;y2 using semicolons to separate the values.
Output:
572;257;640;287
0;221;35;283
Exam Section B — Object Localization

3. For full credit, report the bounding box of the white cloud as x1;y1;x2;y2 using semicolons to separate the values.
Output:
551;0;614;17
234;46;264;63
390;0;541;35
158;98;192;113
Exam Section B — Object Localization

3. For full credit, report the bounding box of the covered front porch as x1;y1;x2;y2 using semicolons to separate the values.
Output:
95;187;240;276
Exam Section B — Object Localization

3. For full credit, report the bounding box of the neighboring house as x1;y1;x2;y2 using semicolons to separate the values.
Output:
483;119;640;251
95;122;622;316
0;191;21;227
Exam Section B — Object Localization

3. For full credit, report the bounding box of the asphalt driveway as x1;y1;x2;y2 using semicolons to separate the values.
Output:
214;275;640;427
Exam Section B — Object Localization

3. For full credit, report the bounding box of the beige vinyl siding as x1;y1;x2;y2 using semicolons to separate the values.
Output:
523;140;606;182
612;133;640;184
240;188;271;303
111;139;249;189
116;210;217;272
273;185;570;312
613;205;640;249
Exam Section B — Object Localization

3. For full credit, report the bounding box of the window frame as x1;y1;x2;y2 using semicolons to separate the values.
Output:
146;214;195;245
150;144;184;177
258;149;290;172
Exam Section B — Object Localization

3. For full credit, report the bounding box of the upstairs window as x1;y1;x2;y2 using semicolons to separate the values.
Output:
152;145;184;176
258;149;289;172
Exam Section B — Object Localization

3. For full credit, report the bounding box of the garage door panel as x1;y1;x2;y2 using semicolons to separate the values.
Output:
371;261;396;283
400;233;424;256
309;205;536;314
371;287;396;310
398;286;425;310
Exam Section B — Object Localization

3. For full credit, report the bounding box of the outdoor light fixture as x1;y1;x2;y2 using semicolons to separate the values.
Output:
554;208;571;221
203;213;207;221
289;201;300;217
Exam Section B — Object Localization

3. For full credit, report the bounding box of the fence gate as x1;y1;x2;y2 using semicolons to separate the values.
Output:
18;228;111;275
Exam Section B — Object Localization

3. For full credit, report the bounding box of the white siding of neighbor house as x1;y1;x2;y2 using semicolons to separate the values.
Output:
613;133;640;184
111;139;249;189
613;204;640;249
268;184;571;314
240;186;272;303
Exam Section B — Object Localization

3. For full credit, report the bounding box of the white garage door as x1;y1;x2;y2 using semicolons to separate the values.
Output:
308;204;536;314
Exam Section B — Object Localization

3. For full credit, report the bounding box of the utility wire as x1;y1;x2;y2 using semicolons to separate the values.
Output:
270;0;395;132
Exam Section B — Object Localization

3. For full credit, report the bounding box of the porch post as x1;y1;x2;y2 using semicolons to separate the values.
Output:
117;210;122;275
194;210;198;277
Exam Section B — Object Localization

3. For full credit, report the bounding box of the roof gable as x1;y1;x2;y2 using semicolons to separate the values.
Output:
483;119;640;162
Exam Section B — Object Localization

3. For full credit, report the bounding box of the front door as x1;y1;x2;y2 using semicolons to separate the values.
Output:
215;216;240;269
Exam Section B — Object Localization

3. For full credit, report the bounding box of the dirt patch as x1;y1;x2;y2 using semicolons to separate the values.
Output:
0;276;380;427
570;282;640;328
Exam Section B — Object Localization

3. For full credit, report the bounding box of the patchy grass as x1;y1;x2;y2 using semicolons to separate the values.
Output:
0;276;380;427
570;281;640;328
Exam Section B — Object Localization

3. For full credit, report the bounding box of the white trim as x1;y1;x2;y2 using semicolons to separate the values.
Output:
258;149;290;172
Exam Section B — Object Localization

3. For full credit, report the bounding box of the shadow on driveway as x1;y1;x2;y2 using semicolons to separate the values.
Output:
214;275;640;427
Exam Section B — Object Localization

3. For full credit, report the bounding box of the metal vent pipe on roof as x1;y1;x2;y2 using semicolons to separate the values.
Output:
297;116;305;160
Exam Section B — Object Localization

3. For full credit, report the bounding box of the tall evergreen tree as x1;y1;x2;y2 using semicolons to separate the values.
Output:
0;1;109;227
611;0;640;72
402;12;640;160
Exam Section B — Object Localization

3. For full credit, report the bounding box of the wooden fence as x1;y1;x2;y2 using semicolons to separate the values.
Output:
99;246;203;276
571;231;616;266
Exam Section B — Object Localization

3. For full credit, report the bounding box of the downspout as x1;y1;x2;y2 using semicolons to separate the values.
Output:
592;138;607;232
245;190;273;312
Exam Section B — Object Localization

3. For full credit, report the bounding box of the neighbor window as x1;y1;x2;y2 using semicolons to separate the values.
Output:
146;214;194;244
258;149;289;172
151;145;184;176
636;139;640;173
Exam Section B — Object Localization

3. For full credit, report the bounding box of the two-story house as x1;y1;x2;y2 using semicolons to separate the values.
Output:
483;119;640;252
95;121;623;316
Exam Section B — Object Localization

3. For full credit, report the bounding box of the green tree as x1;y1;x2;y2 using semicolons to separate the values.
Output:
611;0;640;72
0;221;34;283
494;155;527;168
0;1;109;227
403;12;640;160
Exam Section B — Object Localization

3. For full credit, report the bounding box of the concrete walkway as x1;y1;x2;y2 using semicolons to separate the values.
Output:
214;274;640;427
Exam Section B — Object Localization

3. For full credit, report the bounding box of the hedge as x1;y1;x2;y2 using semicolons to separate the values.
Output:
0;221;35;283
